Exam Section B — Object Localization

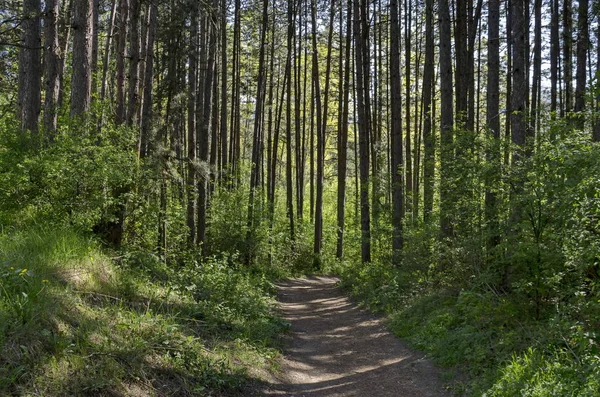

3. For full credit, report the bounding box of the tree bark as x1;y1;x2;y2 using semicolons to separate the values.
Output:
354;0;371;263
390;0;404;255
574;0;588;119
422;0;434;222
115;0;129;124
70;0;93;116
336;0;352;259
485;0;500;250
439;0;454;238
139;0;157;158
44;0;60;134
127;0;141;126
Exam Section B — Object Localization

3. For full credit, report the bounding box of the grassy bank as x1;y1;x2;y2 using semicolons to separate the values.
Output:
0;226;287;396
329;259;600;396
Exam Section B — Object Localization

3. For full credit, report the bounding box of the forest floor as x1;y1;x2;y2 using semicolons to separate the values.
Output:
253;275;451;396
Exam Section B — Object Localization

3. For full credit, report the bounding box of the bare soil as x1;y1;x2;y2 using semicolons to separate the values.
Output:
257;275;451;396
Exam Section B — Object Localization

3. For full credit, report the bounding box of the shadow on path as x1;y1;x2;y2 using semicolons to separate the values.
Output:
260;276;450;397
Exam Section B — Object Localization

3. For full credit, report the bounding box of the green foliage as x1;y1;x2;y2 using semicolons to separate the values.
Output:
0;116;136;230
0;225;284;395
333;122;600;395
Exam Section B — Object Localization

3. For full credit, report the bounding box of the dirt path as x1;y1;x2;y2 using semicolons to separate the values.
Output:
260;276;451;397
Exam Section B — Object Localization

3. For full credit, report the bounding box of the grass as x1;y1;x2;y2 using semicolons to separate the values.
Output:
0;225;286;396
329;259;600;396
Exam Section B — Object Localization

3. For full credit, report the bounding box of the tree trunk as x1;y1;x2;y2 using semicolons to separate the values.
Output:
550;0;559;116
390;0;404;255
336;0;352;259
115;0;129;124
220;0;228;174
422;0;434;222
127;0;141;126
43;0;60;134
286;0;296;241
511;0;527;156
186;4;198;245
404;0;412;217
70;0;93;116
563;0;573;113
354;0;371;263
485;0;500;250
574;0;588;121
439;0;454;238
139;0;157;158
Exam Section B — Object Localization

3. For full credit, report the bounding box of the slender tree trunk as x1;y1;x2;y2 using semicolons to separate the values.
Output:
139;0;157;158
115;0;129;124
127;0;141;126
70;0;93;116
439;0;454;238
574;0;588;120
354;0;371;263
595;24;600;141
530;0;542;135
550;0;559;116
337;0;352;259
91;0;99;94
220;0;228;173
229;0;241;181
404;0;412;217
563;0;573;113
197;10;217;250
422;0;434;222
186;4;198;245
100;0;117;104
485;0;500;250
390;0;404;255
511;0;527;156
286;0;296;241
44;0;60;134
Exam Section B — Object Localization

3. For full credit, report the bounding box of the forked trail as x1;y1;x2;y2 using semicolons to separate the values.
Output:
261;276;451;396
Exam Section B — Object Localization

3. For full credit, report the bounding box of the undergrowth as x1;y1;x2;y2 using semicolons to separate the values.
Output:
0;226;287;396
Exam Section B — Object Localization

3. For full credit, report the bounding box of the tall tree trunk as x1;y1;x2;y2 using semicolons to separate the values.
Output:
139;0;157;158
563;0;573;113
550;0;559;116
530;0;542;135
186;4;198;245
127;0;141;126
197;10;217;250
422;0;434;222
286;0;296;241
594;22;600;141
485;0;500;250
100;0;117;103
70;0;93;116
336;0;352;259
574;0;588;121
229;0;241;182
390;0;405;255
91;0;99;94
404;0;412;217
115;0;129;124
220;0;228;174
295;1;304;221
439;0;454;238
44;0;60;134
511;0;527;155
354;0;371;263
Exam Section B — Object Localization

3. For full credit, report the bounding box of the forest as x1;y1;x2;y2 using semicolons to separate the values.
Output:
1;0;600;394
